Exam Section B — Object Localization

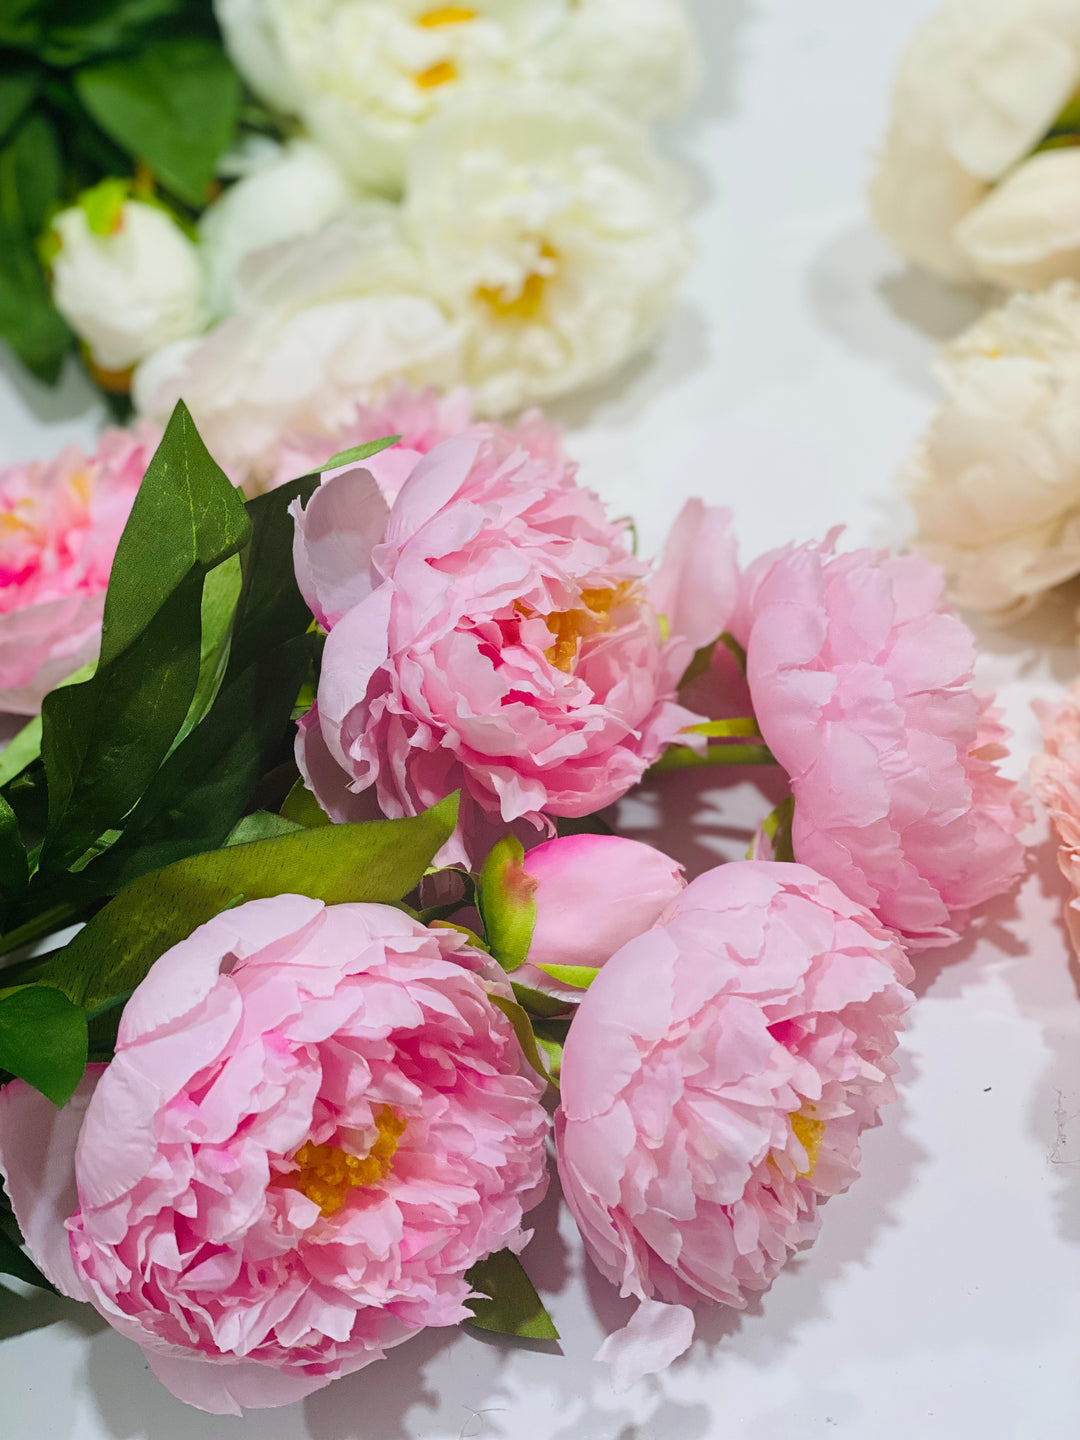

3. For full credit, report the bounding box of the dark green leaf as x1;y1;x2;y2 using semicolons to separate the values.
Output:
0;68;38;144
0;986;87;1107
0;111;72;382
36;793;460;1006
0;1226;54;1292
38;403;250;873
318;436;401;472
0;0;39;52
75;38;241;207
488;994;550;1085
465;1250;559;1341
0;794;28;918
510;981;572;1019
37;0;197;67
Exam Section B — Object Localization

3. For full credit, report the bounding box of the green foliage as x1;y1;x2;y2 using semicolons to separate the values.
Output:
465;1250;559;1341
75;37;240;207
318;436;402;471
35;795;461;1008
476;835;537;974
0;986;87;1107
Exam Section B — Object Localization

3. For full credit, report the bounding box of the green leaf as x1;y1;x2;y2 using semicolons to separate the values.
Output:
476;835;536;973
75;37;241;207
280;779;332;829
0;0;38;52
318;436;401;472
511;981;572;1019
758;794;795;863
681;717;761;739
531;963;599;990
0;111;72;382
465;1250;559;1341
0;68;38;144
37;0;197;67
0;986;87;1107
35;793;461;1007
0;718;40;792
224;811;303;846
650;742;776;774
488;994;550;1085
38;403;250;873
0;794;28;918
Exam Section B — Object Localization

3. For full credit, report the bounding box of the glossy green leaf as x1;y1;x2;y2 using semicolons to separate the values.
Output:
531;963;599;990
476;835;536;973
38;403;250;873
36;793;460;1007
465;1249;559;1341
0;795;28;916
0;661;96;792
0;986;87;1107
0;112;72;382
318;436;401;472
75;38;240;207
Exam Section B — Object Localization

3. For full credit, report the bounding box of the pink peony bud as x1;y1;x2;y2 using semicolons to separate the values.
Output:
478;833;685;995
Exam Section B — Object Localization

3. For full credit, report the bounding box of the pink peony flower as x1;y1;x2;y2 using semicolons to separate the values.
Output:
1032;682;1080;955
735;541;1030;949
269;383;567;501
0;426;156;714
480;833;686;998
0;896;549;1415
555;861;913;1384
294;432;726;865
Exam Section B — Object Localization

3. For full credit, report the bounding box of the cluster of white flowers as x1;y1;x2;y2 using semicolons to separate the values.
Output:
44;0;696;488
871;0;1080;290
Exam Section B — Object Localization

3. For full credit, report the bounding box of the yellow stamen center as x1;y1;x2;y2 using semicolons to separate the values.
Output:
418;6;477;24
476;243;558;322
416;58;458;88
544;584;633;673
290;1107;406;1217
790;1111;826;1178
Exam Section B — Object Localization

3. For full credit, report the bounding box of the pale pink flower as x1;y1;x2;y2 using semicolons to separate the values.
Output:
556;861;913;1385
294;433;725;866
483;833;686;998
735;541;1030;949
0;427;156;713
1032;682;1080;955
270;384;566;502
0;897;549;1415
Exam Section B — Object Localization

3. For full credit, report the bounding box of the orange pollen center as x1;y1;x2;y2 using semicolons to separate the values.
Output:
543;583;634;673
289;1107;406;1217
790;1111;826;1179
476;243;558;322
416;58;458;87
418;6;477;24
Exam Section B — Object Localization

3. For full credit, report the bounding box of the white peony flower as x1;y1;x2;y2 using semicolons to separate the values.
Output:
199;139;354;316
953;146;1080;289
404;85;692;415
49;193;206;374
132;205;464;490
213;0;695;192
906;279;1080;615
870;0;1080;285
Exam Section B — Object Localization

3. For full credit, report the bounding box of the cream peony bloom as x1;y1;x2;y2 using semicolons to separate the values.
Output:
213;0;695;192
871;0;1080;286
199;139;354;317
907;279;1080;615
49;196;206;374
404;85;692;415
132;205;464;489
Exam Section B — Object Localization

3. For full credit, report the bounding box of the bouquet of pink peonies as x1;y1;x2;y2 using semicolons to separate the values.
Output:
0;396;1030;1414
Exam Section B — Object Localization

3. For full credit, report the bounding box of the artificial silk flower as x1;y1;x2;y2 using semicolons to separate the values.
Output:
733;540;1031;949
293;432;728;866
214;0;695;194
48;186;206;375
906;280;1080;616
1032;681;1080;954
132;207;465;491
556;861;913;1385
477;832;685;996
0;897;548;1415
870;0;1080;286
0;427;158;714
268;382;566;497
199;139;355;318
405;85;692;416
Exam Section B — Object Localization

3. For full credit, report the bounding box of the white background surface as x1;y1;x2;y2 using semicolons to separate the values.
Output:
3;1;1080;1435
